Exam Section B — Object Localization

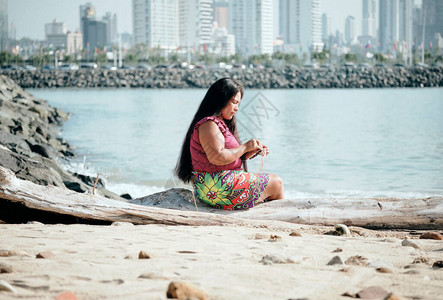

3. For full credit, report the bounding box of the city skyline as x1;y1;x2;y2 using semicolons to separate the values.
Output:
8;0;364;41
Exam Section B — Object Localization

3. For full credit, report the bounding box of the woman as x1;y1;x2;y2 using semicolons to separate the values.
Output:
175;78;284;210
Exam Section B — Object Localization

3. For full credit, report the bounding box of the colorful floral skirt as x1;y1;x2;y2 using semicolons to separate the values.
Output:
191;170;269;210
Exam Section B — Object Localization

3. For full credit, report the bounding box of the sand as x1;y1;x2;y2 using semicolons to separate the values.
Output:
0;222;442;299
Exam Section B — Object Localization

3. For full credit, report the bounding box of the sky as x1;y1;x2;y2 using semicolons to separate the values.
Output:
7;0;411;41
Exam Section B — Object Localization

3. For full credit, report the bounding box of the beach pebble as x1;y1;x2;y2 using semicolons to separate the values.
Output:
0;280;17;293
0;250;18;257
412;257;429;264
327;256;345;265
124;255;134;259
334;224;351;236
345;255;369;266
384;293;402;300
419;232;443;240
166;281;208;300
0;263;12;273
139;250;151;259
260;254;286;265
268;235;282;242
27;221;44;225
404;269;420;275
111;221;134;226
432;261;443;268
376;267;393;274
289;231;302;237
36;251;54;259
55;291;78;300
356;286;389;299
401;239;420;249
332;248;343;253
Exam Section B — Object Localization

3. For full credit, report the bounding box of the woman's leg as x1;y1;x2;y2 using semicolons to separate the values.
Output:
257;173;284;203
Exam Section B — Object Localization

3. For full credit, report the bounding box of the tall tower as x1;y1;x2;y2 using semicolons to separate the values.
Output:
213;0;228;30
422;0;443;50
0;0;8;51
133;0;179;54
363;0;376;37
229;0;273;56
179;0;213;52
379;0;399;52
345;16;356;44
279;0;323;53
322;13;331;43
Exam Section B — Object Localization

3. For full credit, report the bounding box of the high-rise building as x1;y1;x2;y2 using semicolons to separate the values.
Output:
229;0;273;56
214;26;235;56
345;16;356;44
422;0;443;49
133;0;179;54
80;3;108;50
279;0;323;54
363;0;376;37
0;0;8;51
379;0;399;52
180;0;213;52
66;31;83;54
399;0;413;61
45;19;67;39
103;12;118;47
322;13;331;43
213;0;228;30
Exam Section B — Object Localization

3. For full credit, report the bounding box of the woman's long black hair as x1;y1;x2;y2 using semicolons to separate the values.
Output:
175;78;246;183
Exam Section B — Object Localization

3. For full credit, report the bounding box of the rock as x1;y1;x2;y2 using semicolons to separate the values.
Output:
384;293;401;300
401;239;420;249
27;221;44;225
124;255;134;259
345;255;369;266
139;250;151;259
419;232;443;240
0;280;17;293
333;248;343;253
166;281;208;300
0;263;12;273
334;224;351;236
120;193;132;200
403;270;420;274
260;254;286;265
289;231;301;237
327;256;345;265
268;235;282;242
111;221;134;226
412;257;429;264
55;291;78;300
432;261;443;268
63;181;86;193
0;250;19;257
356;286;389;299
376;267;393;274
254;233;268;240
36;251;54;259
0;220;5;224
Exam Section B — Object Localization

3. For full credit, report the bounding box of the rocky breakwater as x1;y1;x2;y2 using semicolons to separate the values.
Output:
1;65;443;89
0;75;122;204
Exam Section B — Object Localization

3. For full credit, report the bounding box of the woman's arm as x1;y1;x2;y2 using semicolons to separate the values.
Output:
199;121;261;166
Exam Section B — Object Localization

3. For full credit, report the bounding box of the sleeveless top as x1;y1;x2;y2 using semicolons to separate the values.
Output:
190;116;243;173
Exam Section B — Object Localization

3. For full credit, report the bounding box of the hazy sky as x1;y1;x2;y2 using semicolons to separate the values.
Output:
9;0;366;41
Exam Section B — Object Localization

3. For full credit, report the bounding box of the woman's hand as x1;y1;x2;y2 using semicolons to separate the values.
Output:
243;140;269;160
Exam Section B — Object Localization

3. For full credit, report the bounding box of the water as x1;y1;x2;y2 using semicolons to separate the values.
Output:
29;88;443;199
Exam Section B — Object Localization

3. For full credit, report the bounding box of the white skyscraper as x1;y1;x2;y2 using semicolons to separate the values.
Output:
279;0;323;53
133;0;179;54
363;0;376;37
229;0;273;56
345;16;356;44
45;19;67;39
179;0;214;52
399;0;413;63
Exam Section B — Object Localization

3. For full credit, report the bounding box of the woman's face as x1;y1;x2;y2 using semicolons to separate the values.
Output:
220;92;242;120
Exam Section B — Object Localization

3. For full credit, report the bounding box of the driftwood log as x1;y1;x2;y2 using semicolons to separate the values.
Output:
1;166;442;229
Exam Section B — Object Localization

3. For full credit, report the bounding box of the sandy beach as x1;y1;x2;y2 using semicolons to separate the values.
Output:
1;222;442;299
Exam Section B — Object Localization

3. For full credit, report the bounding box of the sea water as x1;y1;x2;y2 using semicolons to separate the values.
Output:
29;88;443;199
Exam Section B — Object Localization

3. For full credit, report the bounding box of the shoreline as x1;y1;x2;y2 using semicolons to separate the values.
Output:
2;65;443;89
